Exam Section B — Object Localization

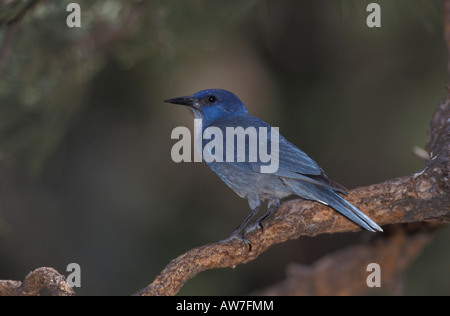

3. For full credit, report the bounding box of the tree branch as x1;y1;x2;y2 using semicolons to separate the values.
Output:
135;92;450;296
0;267;75;296
252;223;438;296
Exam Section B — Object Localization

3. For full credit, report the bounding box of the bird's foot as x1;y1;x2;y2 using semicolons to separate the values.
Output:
220;231;252;252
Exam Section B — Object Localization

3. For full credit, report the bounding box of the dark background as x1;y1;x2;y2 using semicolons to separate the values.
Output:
0;0;449;295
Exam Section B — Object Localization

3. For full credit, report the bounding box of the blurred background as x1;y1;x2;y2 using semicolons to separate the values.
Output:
0;0;449;295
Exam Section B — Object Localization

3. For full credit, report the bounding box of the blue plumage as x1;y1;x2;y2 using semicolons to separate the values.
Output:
165;89;382;243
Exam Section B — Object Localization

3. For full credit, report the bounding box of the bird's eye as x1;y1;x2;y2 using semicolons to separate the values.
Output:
208;95;217;104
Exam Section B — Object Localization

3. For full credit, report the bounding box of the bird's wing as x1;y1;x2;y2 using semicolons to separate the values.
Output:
206;116;323;177
205;116;348;194
208;116;348;194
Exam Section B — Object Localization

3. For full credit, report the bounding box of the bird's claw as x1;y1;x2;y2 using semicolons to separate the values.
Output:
221;232;252;252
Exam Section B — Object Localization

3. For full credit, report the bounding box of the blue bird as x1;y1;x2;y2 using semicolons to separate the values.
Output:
165;89;382;244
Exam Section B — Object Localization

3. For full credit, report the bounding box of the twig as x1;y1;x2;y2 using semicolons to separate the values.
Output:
412;146;430;162
0;267;75;296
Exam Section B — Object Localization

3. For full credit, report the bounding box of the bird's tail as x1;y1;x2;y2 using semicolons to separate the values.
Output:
322;189;383;232
285;179;383;232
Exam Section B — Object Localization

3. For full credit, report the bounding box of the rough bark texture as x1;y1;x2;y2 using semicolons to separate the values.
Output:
0;267;75;296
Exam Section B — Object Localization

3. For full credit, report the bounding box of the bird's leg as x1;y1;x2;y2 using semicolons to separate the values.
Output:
232;193;261;235
221;194;261;250
246;198;280;233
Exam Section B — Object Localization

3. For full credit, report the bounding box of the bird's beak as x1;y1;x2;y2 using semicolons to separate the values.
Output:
164;95;194;107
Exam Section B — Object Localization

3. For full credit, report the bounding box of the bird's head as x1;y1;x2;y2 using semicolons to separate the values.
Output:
164;89;248;125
